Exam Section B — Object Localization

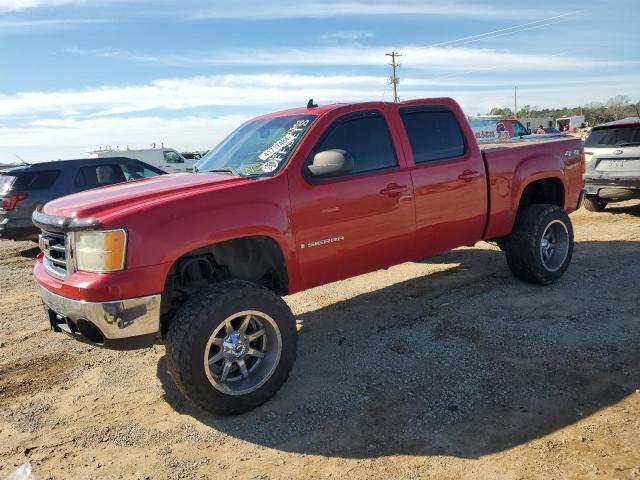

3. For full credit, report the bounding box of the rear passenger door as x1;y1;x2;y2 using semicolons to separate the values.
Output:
399;106;487;257
289;109;415;289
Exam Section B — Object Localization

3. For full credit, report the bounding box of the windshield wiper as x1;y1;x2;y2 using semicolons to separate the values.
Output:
207;167;240;176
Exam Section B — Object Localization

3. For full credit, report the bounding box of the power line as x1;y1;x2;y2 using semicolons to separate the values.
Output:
386;51;402;102
424;11;582;49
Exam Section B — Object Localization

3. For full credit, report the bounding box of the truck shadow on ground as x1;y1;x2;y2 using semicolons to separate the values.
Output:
605;203;640;217
18;245;40;259
157;240;640;459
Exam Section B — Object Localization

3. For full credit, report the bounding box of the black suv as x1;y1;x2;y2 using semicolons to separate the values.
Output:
0;157;165;241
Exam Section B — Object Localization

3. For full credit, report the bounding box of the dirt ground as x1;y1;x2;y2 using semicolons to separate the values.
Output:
1;203;639;480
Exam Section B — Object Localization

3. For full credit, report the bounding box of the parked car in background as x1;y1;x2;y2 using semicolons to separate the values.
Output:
0;157;165;241
556;116;586;133
544;127;561;134
469;117;530;143
181;151;208;161
583;117;640;211
89;147;196;173
33;97;584;415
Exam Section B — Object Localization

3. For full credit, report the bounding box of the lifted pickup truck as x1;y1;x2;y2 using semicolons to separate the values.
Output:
33;98;585;415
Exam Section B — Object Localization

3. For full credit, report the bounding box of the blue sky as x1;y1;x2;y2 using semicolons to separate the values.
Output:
0;0;638;162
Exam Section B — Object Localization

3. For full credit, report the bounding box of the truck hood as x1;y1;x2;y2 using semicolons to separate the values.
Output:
42;173;250;222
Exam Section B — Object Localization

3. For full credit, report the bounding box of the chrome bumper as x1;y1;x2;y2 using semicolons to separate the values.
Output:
38;286;161;342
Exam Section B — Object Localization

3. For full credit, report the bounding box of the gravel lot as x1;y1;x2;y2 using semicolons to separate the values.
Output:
1;204;639;479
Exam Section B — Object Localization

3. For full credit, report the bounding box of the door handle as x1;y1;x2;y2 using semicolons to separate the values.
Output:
380;183;409;196
458;170;481;182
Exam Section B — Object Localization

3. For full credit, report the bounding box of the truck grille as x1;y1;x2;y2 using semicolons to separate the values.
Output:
39;230;68;277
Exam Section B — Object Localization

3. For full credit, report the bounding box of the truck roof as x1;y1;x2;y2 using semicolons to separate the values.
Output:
255;98;459;119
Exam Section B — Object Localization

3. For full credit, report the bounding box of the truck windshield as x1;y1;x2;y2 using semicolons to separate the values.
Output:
196;114;317;177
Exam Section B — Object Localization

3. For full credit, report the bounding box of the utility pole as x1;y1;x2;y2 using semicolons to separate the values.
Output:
386;52;402;102
514;86;518;119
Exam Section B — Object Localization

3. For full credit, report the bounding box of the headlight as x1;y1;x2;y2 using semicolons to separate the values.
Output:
73;229;127;272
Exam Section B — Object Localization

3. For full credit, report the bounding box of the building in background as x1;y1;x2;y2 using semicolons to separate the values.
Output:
520;117;554;130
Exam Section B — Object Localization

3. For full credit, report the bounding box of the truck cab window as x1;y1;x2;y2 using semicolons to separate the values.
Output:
401;109;466;163
164;151;184;164
512;122;528;137
314;114;397;174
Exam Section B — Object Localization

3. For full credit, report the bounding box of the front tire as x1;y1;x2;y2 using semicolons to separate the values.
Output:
583;195;607;212
166;280;297;415
504;205;574;285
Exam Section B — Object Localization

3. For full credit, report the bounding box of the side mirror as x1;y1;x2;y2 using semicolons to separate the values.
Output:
307;149;354;178
526;128;532;135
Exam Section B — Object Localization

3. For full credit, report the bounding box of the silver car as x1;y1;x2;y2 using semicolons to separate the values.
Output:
583;118;640;211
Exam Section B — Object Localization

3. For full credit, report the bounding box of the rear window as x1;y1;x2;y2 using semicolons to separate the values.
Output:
400;109;466;163
585;125;640;148
10;170;60;191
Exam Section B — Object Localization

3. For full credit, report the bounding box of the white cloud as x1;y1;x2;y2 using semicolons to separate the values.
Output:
2;72;639;121
0;115;248;161
320;30;374;42
68;44;625;72
0;74;385;119
0;0;541;19
0;0;97;12
0;17;105;28
186;1;540;20
1;71;638;162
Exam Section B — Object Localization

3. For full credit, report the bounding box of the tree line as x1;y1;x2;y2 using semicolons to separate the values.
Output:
486;95;640;126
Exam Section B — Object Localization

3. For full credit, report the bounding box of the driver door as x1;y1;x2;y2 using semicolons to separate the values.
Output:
289;110;415;290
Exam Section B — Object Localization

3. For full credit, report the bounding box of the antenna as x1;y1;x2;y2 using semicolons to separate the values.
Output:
307;98;318;109
15;154;28;166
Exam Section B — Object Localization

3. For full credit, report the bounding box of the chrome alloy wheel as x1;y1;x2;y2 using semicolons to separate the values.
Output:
539;219;569;272
203;310;282;395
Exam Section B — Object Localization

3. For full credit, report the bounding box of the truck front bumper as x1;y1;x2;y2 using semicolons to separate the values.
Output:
39;285;162;349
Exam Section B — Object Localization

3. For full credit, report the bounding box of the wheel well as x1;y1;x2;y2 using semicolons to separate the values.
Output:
518;178;564;210
161;236;288;329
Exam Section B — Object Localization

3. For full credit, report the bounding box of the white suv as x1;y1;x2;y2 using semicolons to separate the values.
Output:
583;118;640;211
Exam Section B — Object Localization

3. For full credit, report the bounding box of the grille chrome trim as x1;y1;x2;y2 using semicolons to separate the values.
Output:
39;230;69;278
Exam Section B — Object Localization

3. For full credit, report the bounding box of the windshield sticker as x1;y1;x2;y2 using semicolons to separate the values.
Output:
261;159;279;173
259;133;297;161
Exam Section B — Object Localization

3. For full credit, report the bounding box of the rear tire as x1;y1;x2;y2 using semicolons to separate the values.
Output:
583;195;607;212
504;205;574;285
166;280;297;415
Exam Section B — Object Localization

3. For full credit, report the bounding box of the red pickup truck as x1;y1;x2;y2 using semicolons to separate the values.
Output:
33;98;585;415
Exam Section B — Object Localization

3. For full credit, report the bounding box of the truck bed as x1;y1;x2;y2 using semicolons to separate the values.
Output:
479;135;578;150
480;134;584;241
